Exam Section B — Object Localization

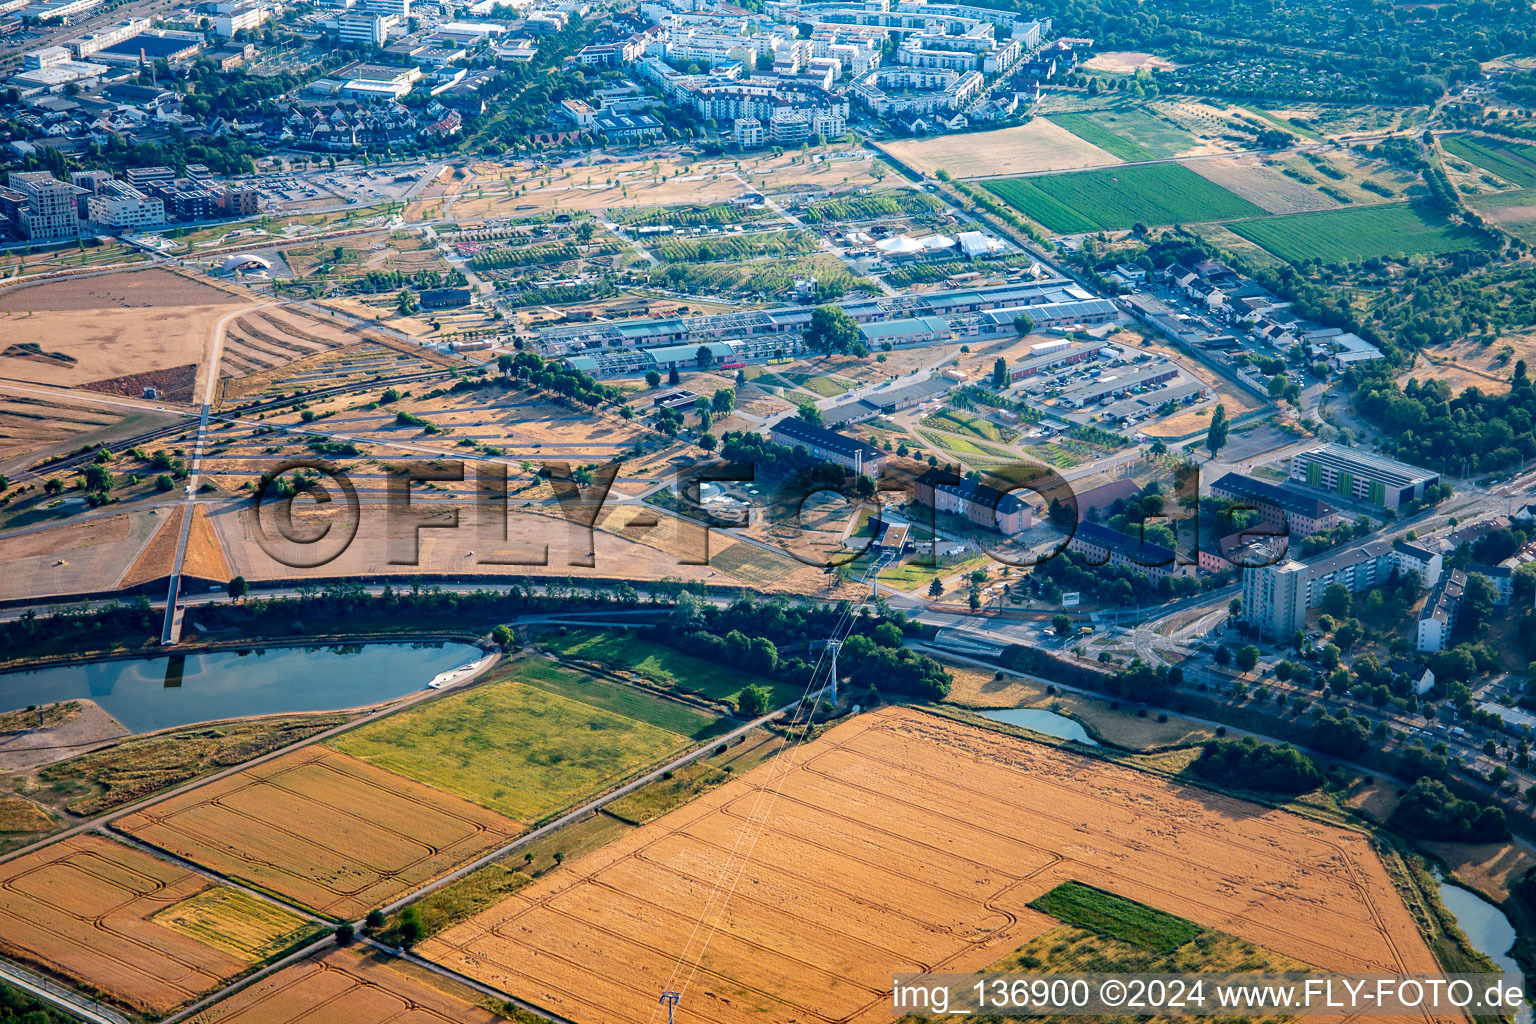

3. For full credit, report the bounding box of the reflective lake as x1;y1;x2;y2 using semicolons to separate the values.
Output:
0;642;484;733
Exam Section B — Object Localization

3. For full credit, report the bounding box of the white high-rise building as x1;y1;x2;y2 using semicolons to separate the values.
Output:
1242;557;1308;642
9;172;80;241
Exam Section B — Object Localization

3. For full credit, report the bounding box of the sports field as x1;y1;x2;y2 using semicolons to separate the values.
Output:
187;946;504;1024
0;834;316;1014
984;164;1265;233
419;708;1438;1024
115;747;522;919
1227;203;1488;264
1441;134;1536;188
330;662;717;822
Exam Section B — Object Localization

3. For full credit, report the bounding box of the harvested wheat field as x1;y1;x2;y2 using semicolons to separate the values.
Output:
878;121;1118;179
0;833;315;1014
115;746;522;919
189;945;504;1024
217;309;352;379
421;707;1442;1024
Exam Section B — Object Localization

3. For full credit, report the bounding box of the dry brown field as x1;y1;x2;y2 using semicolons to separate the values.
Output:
208;496;835;596
421;708;1440;1024
182;504;233;582
189;946;505;1024
1421;841;1536;903
218;308;353;380
0;833;308;1014
0;509;163;601
878;120;1119;179
115;747;522;919
430;150;882;219
0;396;178;472
1187;156;1342;214
0;268;246;312
118;504;185;589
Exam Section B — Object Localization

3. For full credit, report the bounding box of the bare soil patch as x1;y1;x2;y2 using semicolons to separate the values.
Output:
1079;51;1179;74
0;699;128;771
879;120;1119;179
422;707;1438;1024
0;509;163;602
0;268;245;312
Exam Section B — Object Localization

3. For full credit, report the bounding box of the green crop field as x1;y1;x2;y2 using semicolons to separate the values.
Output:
1048;113;1155;161
1029;881;1199;954
541;629;804;708
1441;135;1536;188
1227;203;1488;264
330;662;704;822
1049;109;1195;161
984;164;1265;233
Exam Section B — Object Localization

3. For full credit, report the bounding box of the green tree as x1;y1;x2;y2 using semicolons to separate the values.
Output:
797;401;824;426
365;909;384;930
335;923;354;944
1206;403;1229;458
1012;312;1035;335
736;683;771;716
804;305;860;353
992;357;1008;388
699;431;717;451
82;463;113;496
398;907;422;949
712;387;735;416
1235;644;1260;673
490;623;515;648
645;369;661;388
1052;613;1072;635
928;578;943;598
226;576;248;602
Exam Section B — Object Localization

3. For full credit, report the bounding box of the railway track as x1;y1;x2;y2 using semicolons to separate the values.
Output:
18;369;456;483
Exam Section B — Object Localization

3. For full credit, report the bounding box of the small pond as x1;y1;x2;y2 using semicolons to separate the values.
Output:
981;707;1099;745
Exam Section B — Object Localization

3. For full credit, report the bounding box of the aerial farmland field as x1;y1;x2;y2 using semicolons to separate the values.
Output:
418;708;1439;1024
983;164;1265;232
0;833;319;1014
1441;134;1536;188
1227;202;1488;264
187;946;504;1024
114;746;522;919
329;660;720;822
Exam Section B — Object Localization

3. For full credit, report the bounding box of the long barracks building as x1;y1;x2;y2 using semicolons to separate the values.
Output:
538;277;1088;364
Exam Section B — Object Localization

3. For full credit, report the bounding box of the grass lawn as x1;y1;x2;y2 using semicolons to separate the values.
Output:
1226;203;1489;264
984;163;1265;233
329;664;700;823
515;658;731;741
1441;134;1536;188
784;372;853;397
541;629;804;708
916;428;1015;461
1029;881;1199;953
921;407;1016;444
